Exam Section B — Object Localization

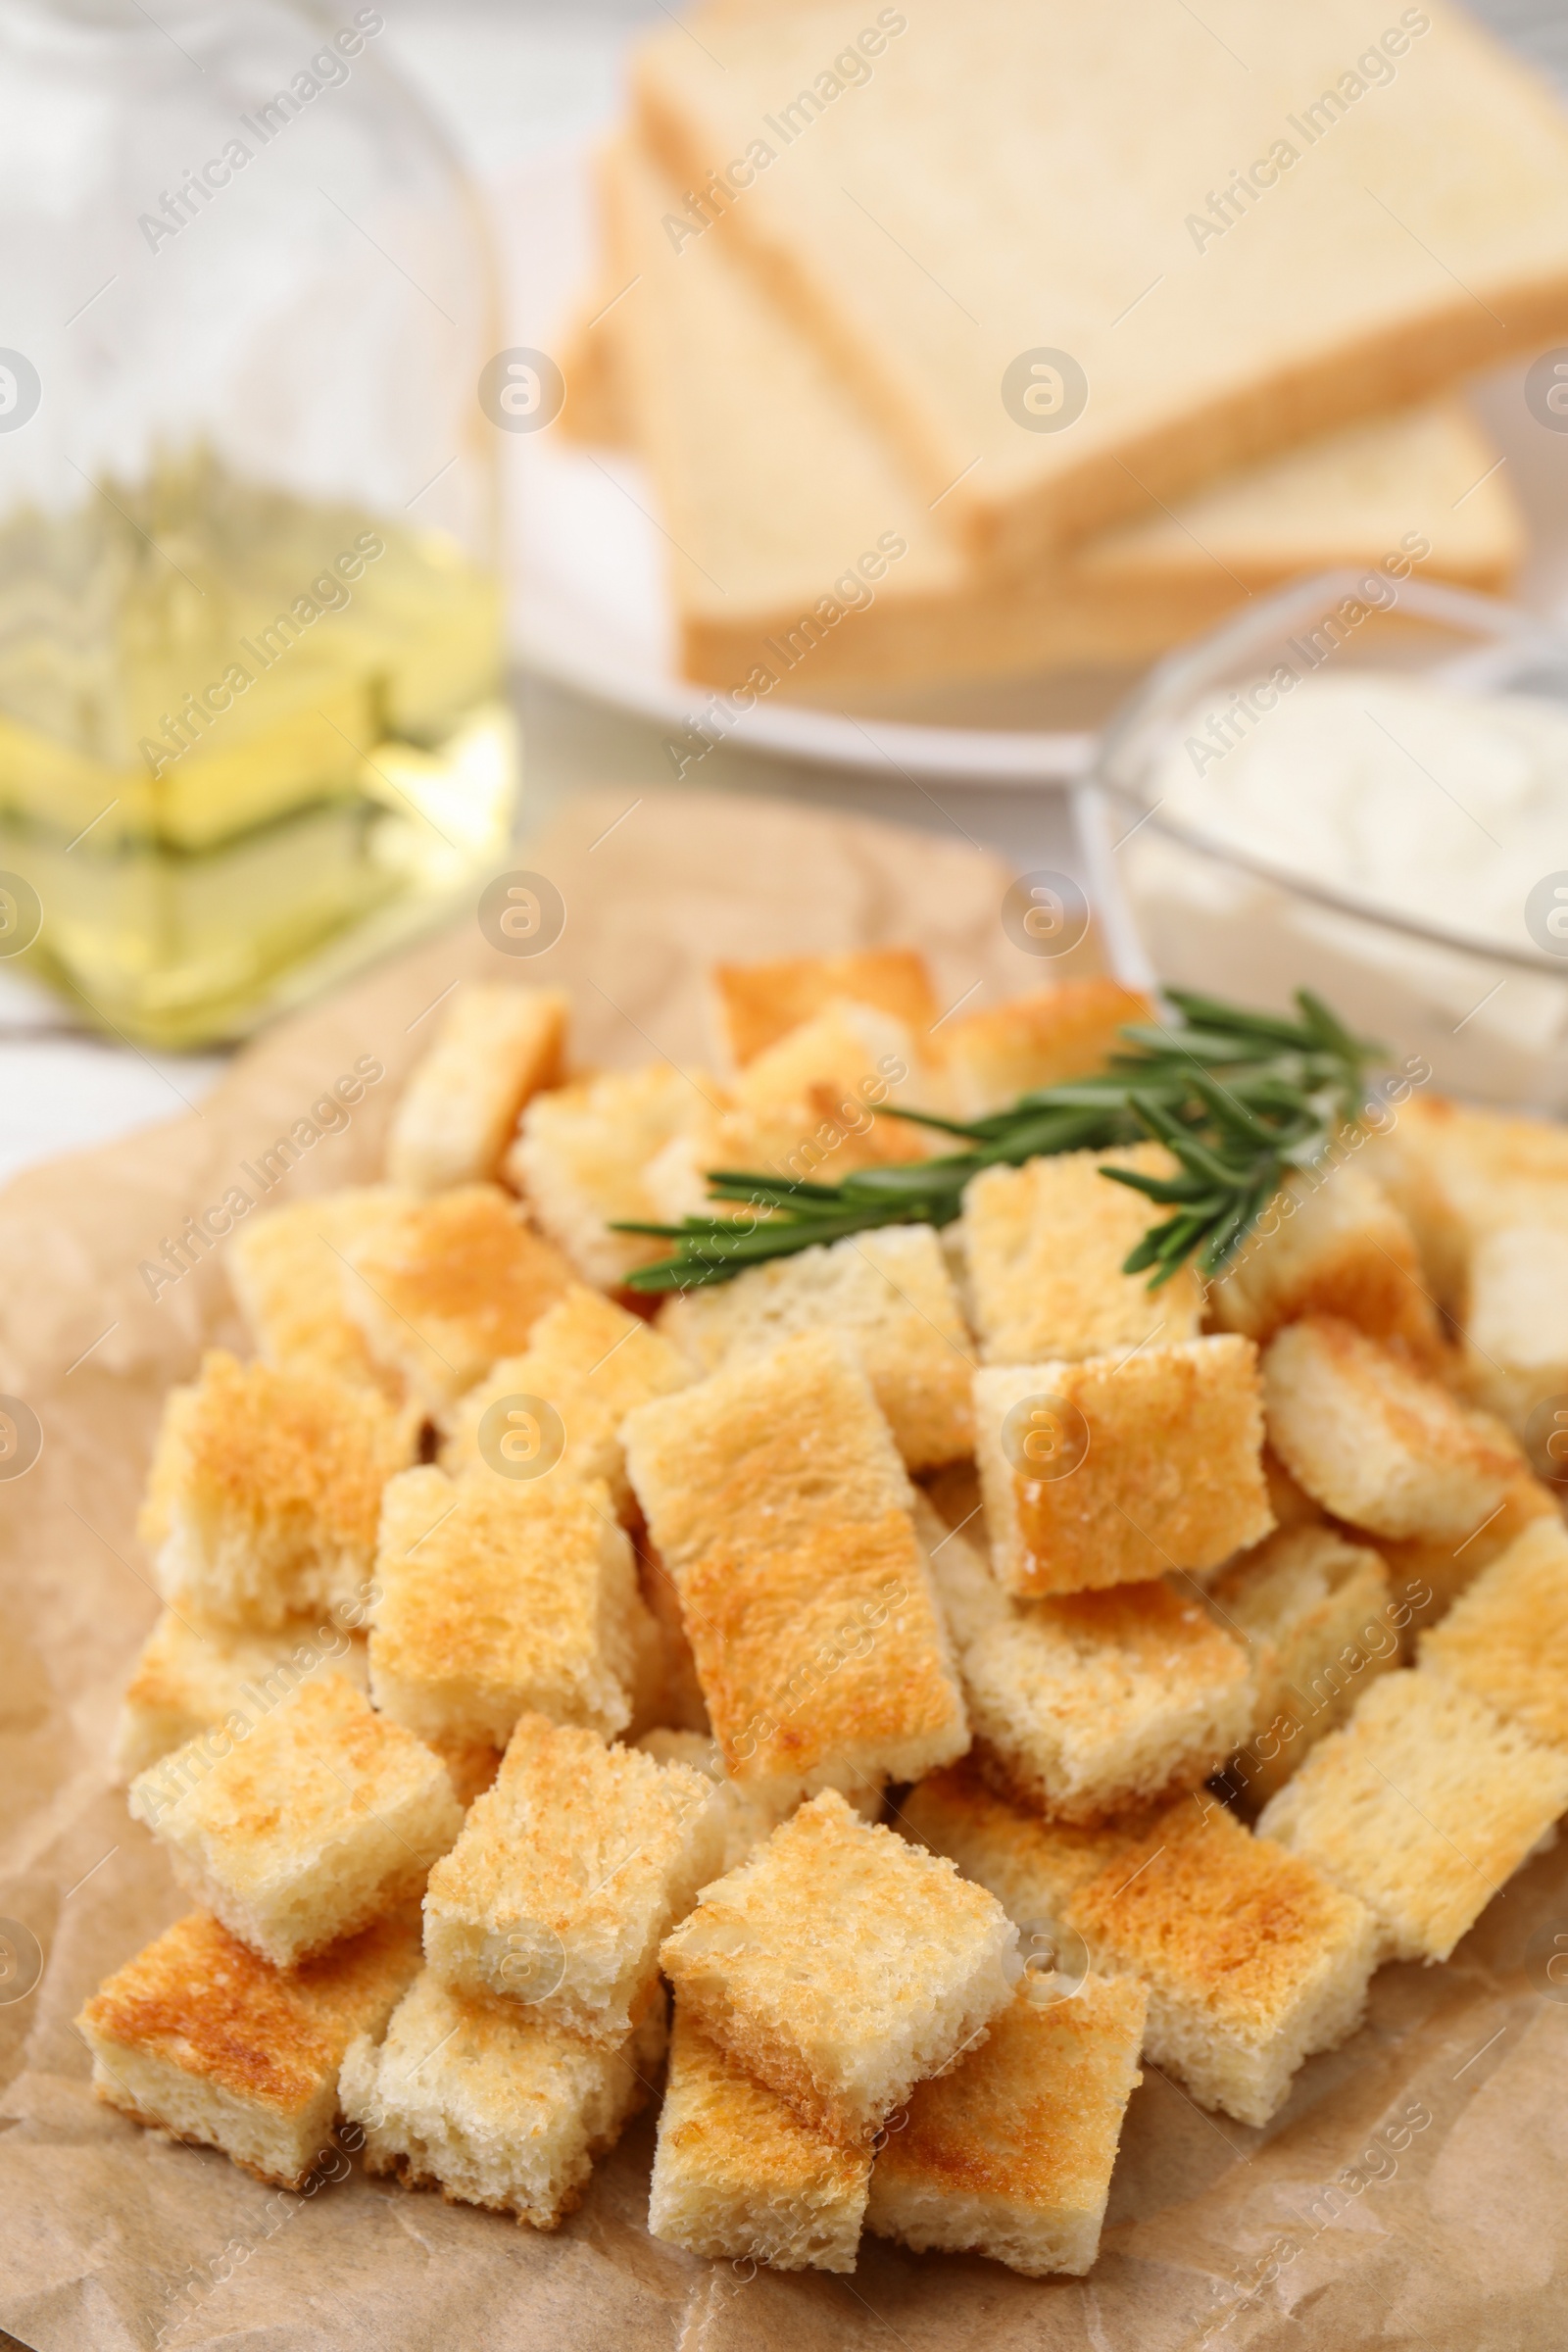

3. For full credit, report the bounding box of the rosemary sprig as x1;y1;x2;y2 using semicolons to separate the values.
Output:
617;987;1383;1295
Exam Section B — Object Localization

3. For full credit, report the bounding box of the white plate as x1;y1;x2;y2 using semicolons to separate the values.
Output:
488;135;1568;789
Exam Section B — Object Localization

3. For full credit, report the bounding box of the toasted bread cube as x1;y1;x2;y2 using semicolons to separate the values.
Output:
661;1789;1019;2144
1207;1160;1441;1359
1208;1527;1396;1805
899;1758;1142;1946
440;1286;692;1513
77;1911;421;2189
369;1467;647;1749
1364;1091;1568;1311
339;1966;664;2230
650;2000;872;2271
623;1332;968;1800
128;1674;463;1967
1067;1799;1378;2126
113;1607;369;1781
962;1146;1203;1367
711;950;938;1070
507;1063;718;1290
919;1497;1252;1821
143;1352;414;1631
659;1227;974;1472
340;1184;574;1409
225;1188;414;1397
1419;1516;1568;1749
422;1713;723;2043
1262;1316;1523;1541
1257;1669;1568;1963
936;982;1149;1122
865;1972;1147;2277
975;1338;1272;1598
386;983;568;1195
1462;1221;1568;1468
1371;1468;1560;1630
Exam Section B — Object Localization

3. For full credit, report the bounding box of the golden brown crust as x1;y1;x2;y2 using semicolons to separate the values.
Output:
1067;1799;1366;2029
979;1338;1273;1596
152;1351;411;1561
345;1186;574;1397
79;1910;421;2115
934;982;1150;1119
1419;1516;1568;1747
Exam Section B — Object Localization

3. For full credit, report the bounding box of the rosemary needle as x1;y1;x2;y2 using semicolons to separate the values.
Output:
616;987;1384;1296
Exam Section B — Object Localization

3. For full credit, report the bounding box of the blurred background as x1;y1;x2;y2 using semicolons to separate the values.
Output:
4;0;1568;1173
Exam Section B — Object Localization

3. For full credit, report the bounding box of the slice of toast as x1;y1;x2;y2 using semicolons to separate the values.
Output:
597;128;1522;691
710;948;938;1069
631;0;1568;567
1207;1159;1443;1360
113;1607;369;1782
507;1063;722;1291
1418;1515;1568;1749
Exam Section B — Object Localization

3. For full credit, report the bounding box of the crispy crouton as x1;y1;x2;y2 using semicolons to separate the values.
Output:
507;1063;718;1289
961;1145;1203;1366
1419;1516;1568;1749
1262;1315;1523;1541
898;1758;1141;1942
369;1467;647;1749
623;1332;968;1800
128;1675;462;1967
422;1713;723;2044
935;981;1149;1121
1208;1527;1397;1805
385;983;568;1194
1370;1468;1560;1629
1363;1092;1568;1311
906;1765;1376;2127
339;1967;665;2230
1257;1669;1568;1963
1207;1160;1442;1359
440;1287;692;1512
1462;1221;1568;1468
649;2000;873;2271
1260;1446;1326;1537
340;1184;574;1409
975;1338;1273;1598
113;1608;369;1782
659;1227;974;1472
661;1789;1020;2143
711;950;938;1070
918;1497;1253;1821
865;1972;1147;2277
225;1189;414;1397
143;1352;415;1631
1067;1799;1378;2126
77;1911;421;2189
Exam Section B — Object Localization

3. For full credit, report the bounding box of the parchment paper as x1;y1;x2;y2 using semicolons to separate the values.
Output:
1;784;1565;2352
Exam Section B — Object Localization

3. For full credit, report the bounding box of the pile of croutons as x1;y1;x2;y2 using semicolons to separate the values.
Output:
80;951;1568;2279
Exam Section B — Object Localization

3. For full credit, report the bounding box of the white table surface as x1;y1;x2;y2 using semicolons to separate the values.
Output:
3;0;1559;1184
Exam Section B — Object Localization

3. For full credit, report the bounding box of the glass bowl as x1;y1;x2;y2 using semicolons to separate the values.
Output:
1083;571;1568;1109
